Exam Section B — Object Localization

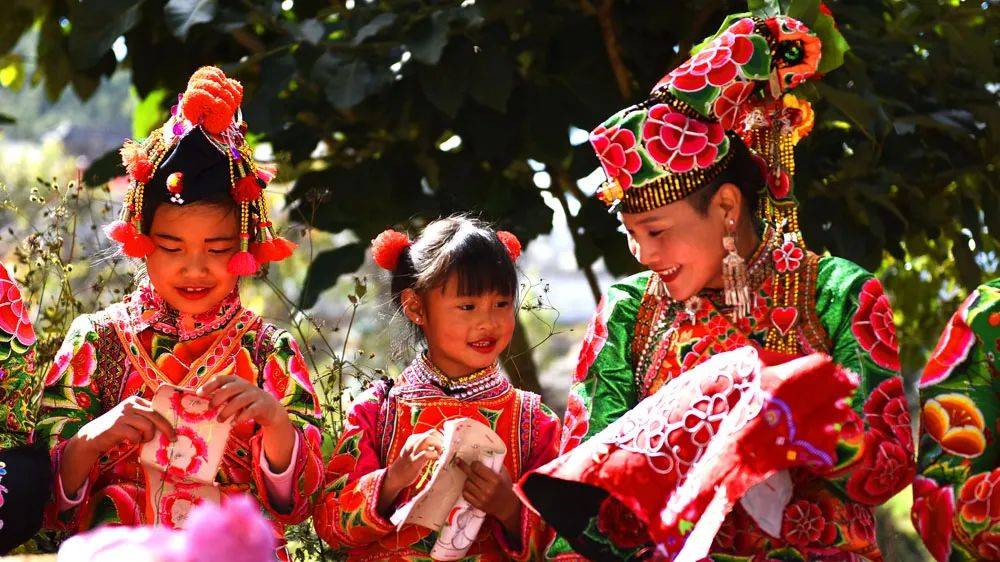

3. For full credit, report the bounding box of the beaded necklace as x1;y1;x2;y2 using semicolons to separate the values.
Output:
402;353;508;401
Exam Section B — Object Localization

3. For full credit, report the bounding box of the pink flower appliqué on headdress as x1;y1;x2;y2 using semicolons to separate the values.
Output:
642;104;726;173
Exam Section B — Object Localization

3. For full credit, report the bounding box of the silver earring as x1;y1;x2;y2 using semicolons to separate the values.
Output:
723;222;751;320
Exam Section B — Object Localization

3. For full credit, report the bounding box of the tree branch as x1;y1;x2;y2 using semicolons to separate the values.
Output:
550;166;603;305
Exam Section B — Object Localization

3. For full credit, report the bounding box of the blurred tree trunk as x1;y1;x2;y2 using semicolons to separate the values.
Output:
503;316;543;396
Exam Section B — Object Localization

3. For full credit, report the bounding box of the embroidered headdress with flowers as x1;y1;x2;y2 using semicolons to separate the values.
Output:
591;7;845;354
105;66;295;276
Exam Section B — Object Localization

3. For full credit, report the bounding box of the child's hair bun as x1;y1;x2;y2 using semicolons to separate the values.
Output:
496;230;522;262
180;66;244;135
372;229;412;271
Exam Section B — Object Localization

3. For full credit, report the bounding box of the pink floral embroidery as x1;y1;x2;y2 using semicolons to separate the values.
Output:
169;391;218;423
851;278;900;371
591;125;642;191
781;500;826;545
642;104;726;173
0;265;35;347
44;340;96;387
158;488;201;529
560;392;590;453
921;293;976;387
575;299;608;383
156;426;209;479
714;81;756;130
666;18;755;93
772;241;805;273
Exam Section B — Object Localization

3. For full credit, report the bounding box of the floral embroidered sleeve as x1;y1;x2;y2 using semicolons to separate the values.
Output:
312;382;395;550
542;274;646;560
250;328;324;524
492;401;561;561
34;313;103;529
911;279;999;562
812;257;915;504
0;263;41;449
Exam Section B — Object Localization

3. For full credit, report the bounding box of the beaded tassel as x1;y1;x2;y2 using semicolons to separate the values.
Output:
722;233;751;321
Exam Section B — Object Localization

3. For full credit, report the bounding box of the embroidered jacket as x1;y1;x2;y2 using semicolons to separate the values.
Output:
912;278;1000;562
35;284;324;558
313;354;560;561
543;233;915;561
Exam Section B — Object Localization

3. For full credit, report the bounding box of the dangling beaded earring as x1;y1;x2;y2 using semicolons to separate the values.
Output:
722;219;751;320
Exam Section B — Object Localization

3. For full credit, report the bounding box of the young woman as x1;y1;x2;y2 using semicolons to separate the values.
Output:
35;67;323;560
520;12;914;562
313;217;560;560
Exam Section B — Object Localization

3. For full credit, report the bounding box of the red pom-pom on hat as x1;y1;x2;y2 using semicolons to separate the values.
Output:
497;230;522;262
120;141;153;183
232;174;263;203
371;229;411;271
123;233;156;258
103;220;138;245
180;66;244;135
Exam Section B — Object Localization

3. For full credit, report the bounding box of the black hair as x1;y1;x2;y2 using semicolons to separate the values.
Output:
389;216;518;313
687;135;763;219
140;186;240;234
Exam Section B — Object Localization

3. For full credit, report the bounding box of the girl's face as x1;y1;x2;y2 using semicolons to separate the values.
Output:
145;203;241;316
405;273;516;378
620;183;741;301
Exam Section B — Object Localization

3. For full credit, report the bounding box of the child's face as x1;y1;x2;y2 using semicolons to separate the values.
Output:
145;203;241;316
416;273;516;377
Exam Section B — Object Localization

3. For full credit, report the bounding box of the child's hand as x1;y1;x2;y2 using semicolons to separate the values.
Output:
76;395;177;456
198;375;288;427
386;429;444;490
456;457;522;533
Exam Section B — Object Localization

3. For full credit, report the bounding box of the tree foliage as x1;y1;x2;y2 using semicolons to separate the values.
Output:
0;0;996;372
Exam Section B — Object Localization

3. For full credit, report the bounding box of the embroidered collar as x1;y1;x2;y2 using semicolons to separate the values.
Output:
399;353;511;401
123;282;243;341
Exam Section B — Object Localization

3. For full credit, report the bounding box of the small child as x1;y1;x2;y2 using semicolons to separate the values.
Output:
35;67;323;560
313;216;560;560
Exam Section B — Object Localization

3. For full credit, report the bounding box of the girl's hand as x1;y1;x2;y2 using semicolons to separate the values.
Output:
457;457;522;534
76;395;177;456
386;430;444;490
198;375;286;427
377;430;443;516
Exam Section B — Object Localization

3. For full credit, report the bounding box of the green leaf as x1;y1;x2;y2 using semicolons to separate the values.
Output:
815;82;878;141
787;0;820;26
923;462;970;487
813;13;849;75
132;88;168;139
163;0;217;40
0;1;36;54
740;35;773;80
322;57;374;110
0;113;14;125
670;84;720;116
419;41;473;118
299;243;366;309
83;148;123;188
68;0;146;69
748;0;781;18
468;45;514;112
407;12;450;65
352;13;395;45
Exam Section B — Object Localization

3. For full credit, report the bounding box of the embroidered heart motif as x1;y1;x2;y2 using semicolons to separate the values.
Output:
770;306;799;335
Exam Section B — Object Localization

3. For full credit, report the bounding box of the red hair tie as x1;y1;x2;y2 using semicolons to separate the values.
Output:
372;229;412;271
497;231;521;262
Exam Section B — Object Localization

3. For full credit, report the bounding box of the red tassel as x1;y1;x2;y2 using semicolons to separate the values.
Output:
268;237;297;262
227;251;260;276
232;175;263;203
103;220;137;244
122;233;156;258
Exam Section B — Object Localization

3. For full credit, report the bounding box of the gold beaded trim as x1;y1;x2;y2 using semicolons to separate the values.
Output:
418;353;498;387
617;141;736;214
